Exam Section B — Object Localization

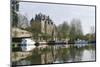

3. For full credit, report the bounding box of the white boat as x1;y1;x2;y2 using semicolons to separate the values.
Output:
75;39;88;48
21;38;36;51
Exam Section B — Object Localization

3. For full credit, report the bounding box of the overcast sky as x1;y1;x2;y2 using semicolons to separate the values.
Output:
19;2;95;35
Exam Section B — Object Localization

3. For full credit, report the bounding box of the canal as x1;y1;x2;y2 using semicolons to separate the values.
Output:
12;44;96;65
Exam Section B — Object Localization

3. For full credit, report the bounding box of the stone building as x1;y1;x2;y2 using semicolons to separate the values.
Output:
30;13;57;41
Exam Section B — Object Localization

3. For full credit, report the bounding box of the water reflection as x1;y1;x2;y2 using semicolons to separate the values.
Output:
13;44;96;65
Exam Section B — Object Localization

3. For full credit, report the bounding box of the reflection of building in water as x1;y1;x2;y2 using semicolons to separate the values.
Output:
27;48;54;64
41;52;54;64
30;13;58;41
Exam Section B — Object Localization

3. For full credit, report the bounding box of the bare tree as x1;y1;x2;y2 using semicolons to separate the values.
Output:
90;26;95;34
18;14;29;29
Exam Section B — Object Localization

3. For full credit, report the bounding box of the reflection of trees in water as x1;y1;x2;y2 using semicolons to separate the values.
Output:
74;48;83;61
69;45;84;62
68;44;95;62
84;44;95;50
15;44;95;65
84;45;95;61
54;46;70;63
29;45;95;64
60;48;69;62
69;45;76;61
90;50;95;60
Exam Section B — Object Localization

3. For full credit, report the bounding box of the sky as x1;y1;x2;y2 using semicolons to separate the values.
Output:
19;2;95;35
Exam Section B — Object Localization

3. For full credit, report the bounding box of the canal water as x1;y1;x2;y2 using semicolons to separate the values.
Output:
13;44;96;65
